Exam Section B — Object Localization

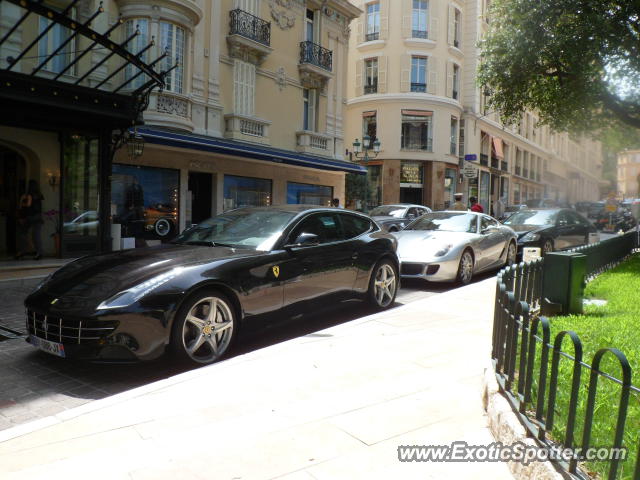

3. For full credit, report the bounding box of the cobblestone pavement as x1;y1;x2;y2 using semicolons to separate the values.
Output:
0;273;485;432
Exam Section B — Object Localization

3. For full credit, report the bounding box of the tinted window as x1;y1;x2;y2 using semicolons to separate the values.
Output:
369;206;407;218
339;214;371;239
504;210;557;226
481;216;498;230
289;213;341;244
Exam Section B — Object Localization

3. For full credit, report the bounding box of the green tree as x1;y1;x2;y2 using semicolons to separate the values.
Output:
478;0;640;132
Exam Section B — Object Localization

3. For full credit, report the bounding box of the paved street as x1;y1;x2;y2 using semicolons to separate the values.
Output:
0;272;494;433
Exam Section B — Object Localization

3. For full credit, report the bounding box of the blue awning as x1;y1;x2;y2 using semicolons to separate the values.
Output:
136;127;367;175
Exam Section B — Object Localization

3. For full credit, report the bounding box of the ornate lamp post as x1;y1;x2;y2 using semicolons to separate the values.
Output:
352;135;381;211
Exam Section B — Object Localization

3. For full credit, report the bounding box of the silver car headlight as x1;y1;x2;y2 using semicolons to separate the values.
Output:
434;244;453;257
97;267;184;310
521;232;540;242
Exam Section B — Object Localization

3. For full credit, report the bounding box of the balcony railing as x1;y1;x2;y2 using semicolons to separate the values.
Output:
412;30;428;39
229;9;270;47
365;32;379;42
364;83;378;94
480;153;489;166
411;82;426;92
299;41;332;72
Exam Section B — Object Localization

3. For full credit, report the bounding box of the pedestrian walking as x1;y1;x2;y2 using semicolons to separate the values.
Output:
15;180;44;260
450;193;467;211
470;196;484;213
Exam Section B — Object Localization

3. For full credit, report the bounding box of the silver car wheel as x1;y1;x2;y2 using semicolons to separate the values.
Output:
181;296;234;364
458;251;474;284
155;218;172;237
542;239;554;256
506;242;517;266
374;263;397;308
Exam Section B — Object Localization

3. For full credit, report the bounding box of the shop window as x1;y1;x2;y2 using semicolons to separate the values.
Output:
112;164;180;245
401;110;433;151
287;182;333;206
223;175;272;211
161;21;186;94
401;162;423;184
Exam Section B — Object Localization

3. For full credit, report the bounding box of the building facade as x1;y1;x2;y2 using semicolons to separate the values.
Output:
344;0;604;213
617;150;640;200
0;0;362;260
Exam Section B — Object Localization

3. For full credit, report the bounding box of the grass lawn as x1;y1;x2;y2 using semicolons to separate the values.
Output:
540;254;640;479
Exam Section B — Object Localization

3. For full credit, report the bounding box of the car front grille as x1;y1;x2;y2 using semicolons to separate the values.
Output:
401;263;425;276
26;310;119;345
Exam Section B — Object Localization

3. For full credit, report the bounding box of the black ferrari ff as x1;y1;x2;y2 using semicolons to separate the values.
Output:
502;208;598;255
24;206;399;365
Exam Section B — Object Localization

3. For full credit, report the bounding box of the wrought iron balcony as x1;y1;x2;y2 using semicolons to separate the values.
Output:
364;83;378;94
299;41;332;72
365;32;380;42
229;9;271;47
411;82;426;93
412;30;428;39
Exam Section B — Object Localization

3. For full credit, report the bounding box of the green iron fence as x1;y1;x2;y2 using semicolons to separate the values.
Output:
492;233;640;479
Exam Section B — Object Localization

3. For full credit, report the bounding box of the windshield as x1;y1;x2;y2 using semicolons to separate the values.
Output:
173;209;297;250
504;210;557;226
405;212;477;233
369;206;407;218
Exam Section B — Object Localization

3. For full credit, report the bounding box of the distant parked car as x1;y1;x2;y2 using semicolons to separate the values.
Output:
587;201;606;219
502;208;599;256
525;198;556;208
369;204;432;232
393;211;517;285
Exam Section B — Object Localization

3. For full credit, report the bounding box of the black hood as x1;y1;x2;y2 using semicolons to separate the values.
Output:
34;244;261;303
506;224;551;239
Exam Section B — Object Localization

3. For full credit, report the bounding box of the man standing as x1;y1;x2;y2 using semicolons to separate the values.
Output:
470;196;484;213
451;193;467;211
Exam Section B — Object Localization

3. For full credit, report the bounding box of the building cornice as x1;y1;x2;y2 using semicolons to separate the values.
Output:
347;93;463;111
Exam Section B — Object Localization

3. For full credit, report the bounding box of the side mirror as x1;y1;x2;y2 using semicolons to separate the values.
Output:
557;219;567;227
481;227;495;234
284;232;320;249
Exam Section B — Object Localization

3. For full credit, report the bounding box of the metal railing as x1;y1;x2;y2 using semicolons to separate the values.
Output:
364;83;378;94
229;9;271;47
365;32;379;42
412;29;428;39
299;41;332;72
411;82;426;92
492;235;640;479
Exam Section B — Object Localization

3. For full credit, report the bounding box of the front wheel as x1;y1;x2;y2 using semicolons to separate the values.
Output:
367;259;399;310
457;249;474;285
170;290;237;365
505;241;517;266
541;239;554;256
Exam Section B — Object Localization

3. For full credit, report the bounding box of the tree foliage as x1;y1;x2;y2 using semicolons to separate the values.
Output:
478;0;640;132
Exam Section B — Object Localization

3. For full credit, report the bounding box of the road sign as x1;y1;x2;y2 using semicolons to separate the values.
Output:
605;204;617;212
464;154;477;162
462;165;478;179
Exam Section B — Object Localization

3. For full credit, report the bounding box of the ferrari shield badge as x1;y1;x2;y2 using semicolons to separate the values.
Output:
272;266;280;278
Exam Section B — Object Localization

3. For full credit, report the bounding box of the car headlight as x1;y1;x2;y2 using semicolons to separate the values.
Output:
35;273;53;291
521;232;540;242
97;267;184;310
434;244;453;257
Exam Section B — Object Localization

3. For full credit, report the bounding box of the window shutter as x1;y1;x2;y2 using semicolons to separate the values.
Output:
234;59;241;113
309;89;317;132
356;18;364;44
355;58;364;96
447;5;455;46
428;1;438;41
400;54;411;92
427;57;437;95
379;0;389;40
446;61;453;97
248;62;256;116
378;55;388;93
401;0;412;38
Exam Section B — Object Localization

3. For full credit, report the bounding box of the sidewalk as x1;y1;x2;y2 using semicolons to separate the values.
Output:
0;278;512;480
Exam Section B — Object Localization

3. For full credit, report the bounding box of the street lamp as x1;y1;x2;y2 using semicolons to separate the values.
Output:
352;135;382;211
127;128;145;160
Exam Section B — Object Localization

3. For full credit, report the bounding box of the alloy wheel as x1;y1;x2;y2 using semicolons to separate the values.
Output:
181;296;234;364
374;263;397;308
506;242;517;266
459;251;473;284
155;218;171;237
542;240;553;256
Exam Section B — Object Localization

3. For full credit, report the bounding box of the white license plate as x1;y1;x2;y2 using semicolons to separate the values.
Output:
30;335;66;358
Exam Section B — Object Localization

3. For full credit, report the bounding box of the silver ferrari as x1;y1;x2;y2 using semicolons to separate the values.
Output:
393;211;518;284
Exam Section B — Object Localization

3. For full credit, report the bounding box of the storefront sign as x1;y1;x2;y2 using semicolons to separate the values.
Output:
464;154;477;162
401;163;423;184
462;165;478;179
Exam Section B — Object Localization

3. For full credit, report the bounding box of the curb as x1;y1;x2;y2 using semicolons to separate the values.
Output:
482;363;564;480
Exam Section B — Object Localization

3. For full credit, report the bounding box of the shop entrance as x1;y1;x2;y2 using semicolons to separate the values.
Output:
0;146;26;258
188;172;213;225
400;186;423;205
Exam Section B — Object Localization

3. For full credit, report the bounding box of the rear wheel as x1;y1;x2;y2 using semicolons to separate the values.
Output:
505;241;517;266
367;259;398;309
541;239;554;256
457;249;474;285
170;290;237;365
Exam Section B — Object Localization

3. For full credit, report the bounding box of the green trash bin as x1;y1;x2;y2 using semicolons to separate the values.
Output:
542;252;586;315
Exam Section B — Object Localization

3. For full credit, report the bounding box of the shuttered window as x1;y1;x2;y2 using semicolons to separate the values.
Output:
234;59;256;116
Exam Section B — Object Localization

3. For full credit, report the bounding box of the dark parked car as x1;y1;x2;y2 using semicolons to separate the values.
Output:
499;204;527;221
502;208;599;256
25;206;399;365
369;204;432;232
587;201;605;219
